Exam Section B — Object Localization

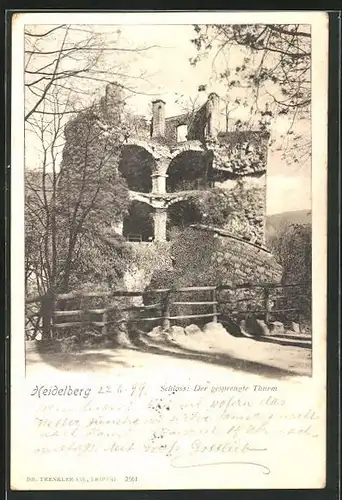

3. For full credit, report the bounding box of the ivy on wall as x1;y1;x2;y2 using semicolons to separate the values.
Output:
210;140;267;175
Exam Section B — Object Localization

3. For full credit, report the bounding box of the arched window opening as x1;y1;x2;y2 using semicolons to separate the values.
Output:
118;145;154;193
177;124;188;143
123;201;154;242
166;151;213;193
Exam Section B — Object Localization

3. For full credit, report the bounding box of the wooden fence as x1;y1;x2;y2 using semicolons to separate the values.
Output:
217;282;309;323
25;282;309;340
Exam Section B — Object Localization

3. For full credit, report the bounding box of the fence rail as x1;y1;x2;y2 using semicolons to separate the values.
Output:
25;281;310;340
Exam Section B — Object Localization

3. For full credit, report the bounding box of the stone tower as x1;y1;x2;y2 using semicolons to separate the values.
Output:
205;92;221;138
104;82;125;116
151;99;166;138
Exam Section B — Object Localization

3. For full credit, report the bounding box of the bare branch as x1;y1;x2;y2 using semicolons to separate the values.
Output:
25;44;160;56
268;25;311;39
24;25;67;38
25;26;70;121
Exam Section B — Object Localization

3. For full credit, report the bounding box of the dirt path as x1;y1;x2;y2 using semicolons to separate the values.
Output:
26;324;311;379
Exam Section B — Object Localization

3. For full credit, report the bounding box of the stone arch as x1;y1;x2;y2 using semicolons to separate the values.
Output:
124;138;172;162
123;200;154;242
166;150;213;193
118;145;155;193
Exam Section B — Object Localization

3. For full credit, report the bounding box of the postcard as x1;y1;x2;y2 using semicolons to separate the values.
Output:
10;11;328;490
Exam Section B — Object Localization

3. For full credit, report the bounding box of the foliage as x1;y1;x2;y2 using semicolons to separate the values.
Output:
145;225;285;328
57;98;133;291
191;24;310;111
216;181;265;244
168;188;234;232
268;222;312;318
190;24;311;164
144;229;220;327
149;220;312;325
269;222;311;285
210;137;268;174
187;188;234;227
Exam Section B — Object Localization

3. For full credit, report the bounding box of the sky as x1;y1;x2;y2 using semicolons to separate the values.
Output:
25;23;311;215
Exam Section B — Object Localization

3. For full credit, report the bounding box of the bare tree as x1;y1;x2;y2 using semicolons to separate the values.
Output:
25;82;135;305
25;88;67;297
174;92;202;132
24;24;158;121
25;24;162;303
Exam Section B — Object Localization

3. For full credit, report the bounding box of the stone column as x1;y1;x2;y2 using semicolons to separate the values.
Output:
153;208;167;242
151;173;168;194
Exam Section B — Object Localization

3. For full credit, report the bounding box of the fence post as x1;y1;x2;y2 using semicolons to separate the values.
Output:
212;288;218;323
297;311;302;333
41;289;55;340
102;295;108;337
264;287;271;324
162;291;171;331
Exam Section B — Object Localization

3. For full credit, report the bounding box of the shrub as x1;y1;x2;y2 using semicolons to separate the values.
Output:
268;222;312;321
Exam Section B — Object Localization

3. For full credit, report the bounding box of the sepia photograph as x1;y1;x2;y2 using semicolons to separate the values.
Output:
24;20;313;378
11;11;328;490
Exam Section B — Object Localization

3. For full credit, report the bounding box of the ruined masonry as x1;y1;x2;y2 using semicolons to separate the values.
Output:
111;83;271;248
86;84;283;288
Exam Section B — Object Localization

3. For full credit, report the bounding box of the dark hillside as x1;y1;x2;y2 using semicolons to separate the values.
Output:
267;209;311;242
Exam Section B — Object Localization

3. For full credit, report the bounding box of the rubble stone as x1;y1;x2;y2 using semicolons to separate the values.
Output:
255;319;270;336
185;324;203;335
291;322;301;334
269;321;285;336
169;325;186;338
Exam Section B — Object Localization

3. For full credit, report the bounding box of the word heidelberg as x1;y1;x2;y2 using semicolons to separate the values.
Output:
31;385;92;399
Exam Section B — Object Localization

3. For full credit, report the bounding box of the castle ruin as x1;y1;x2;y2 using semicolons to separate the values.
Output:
111;84;270;248
61;83;283;290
